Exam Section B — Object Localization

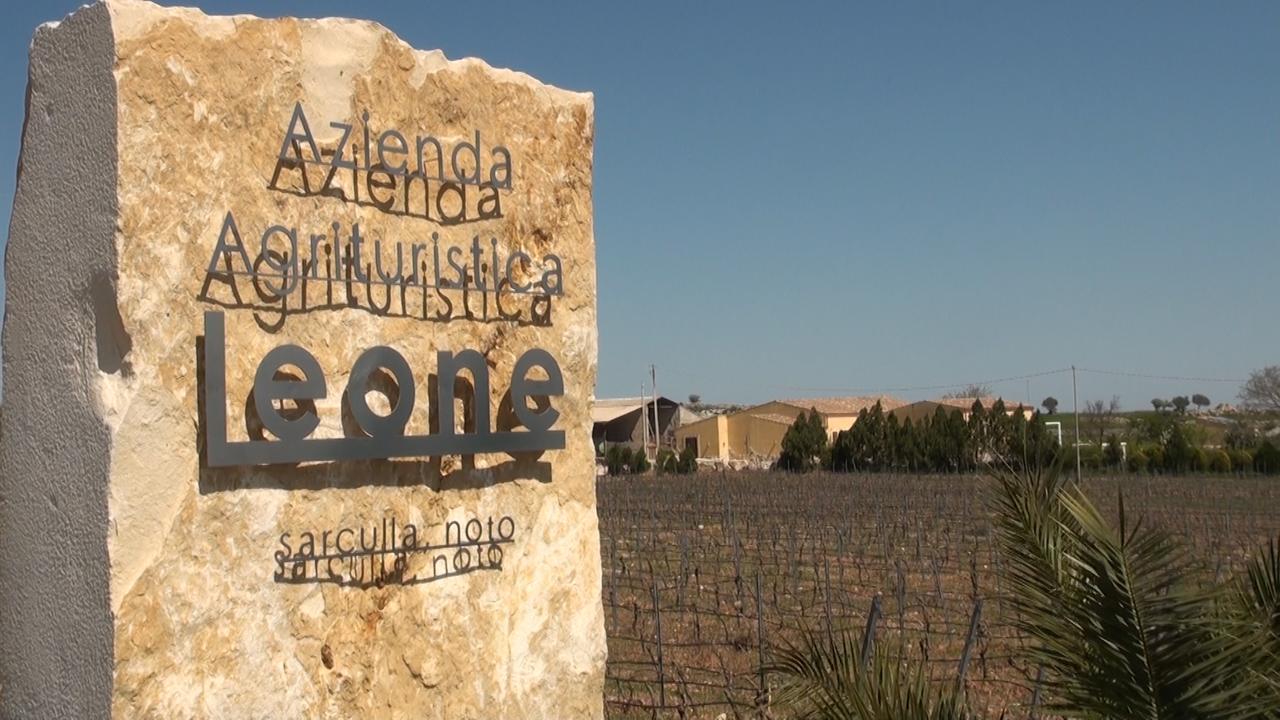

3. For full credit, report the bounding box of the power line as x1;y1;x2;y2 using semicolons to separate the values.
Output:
1075;367;1246;384
783;368;1072;395
781;365;1248;396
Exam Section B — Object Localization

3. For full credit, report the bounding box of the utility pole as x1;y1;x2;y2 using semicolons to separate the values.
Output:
1023;378;1031;469
651;364;661;454
640;382;650;460
1072;365;1081;483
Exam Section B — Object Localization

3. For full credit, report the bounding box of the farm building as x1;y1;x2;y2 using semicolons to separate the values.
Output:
890;396;1035;424
675;396;906;463
592;396;692;454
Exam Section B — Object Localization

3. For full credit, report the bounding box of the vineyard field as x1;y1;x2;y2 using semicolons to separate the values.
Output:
597;472;1280;718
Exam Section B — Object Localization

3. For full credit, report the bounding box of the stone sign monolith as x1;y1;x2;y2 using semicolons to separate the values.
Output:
0;1;605;717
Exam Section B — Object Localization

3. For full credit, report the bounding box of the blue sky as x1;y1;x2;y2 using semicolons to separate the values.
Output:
2;1;1277;410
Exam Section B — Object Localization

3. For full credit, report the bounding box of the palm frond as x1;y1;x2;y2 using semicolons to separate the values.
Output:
986;462;1077;637
767;627;973;720
1229;535;1280;697
1236;536;1280;642
990;464;1278;719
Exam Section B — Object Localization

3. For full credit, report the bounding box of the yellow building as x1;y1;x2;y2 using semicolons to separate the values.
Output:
675;396;906;463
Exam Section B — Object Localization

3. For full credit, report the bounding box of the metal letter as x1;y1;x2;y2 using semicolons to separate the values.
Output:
511;348;564;432
253;344;325;442
345;346;416;438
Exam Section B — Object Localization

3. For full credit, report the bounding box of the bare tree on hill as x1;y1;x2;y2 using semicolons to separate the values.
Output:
1240;366;1280;413
1083;395;1122;445
943;383;992;399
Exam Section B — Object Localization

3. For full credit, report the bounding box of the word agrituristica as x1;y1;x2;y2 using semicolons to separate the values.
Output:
199;103;567;468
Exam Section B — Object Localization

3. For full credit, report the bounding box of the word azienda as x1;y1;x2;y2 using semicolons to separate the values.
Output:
269;102;512;224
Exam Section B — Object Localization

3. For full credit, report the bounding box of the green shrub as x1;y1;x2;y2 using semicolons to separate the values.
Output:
1255;441;1280;475
676;445;698;474
1144;444;1166;472
605;445;628;475
631;447;651;473
656;448;677;474
1163;424;1196;473
1103;435;1124;468
1077;445;1103;470
1229;448;1254;472
778;410;828;472
1207;449;1232;473
1126;448;1149;473
1191;447;1210;473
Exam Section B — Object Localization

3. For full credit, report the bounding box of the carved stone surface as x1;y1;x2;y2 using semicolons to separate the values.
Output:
0;2;604;717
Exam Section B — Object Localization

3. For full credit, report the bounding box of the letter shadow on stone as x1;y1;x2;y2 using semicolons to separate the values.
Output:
197;287;552;336
275;553;504;590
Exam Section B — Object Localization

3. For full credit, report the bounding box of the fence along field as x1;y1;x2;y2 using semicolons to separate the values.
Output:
597;472;1280;718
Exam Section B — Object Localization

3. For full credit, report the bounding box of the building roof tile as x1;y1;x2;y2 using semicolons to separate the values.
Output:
778;395;908;416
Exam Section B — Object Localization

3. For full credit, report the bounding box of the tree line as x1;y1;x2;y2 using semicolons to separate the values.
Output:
1089;412;1280;475
778;399;1280;475
779;399;1057;473
602;443;697;475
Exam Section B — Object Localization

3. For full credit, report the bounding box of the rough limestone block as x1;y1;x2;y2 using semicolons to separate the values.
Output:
0;2;604;717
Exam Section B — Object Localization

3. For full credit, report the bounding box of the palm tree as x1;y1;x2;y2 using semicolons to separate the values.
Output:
1236;537;1280;672
989;463;1280;719
768;632;972;720
769;463;1280;718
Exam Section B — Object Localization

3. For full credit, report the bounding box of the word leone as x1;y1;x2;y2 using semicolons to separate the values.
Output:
201;311;565;466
